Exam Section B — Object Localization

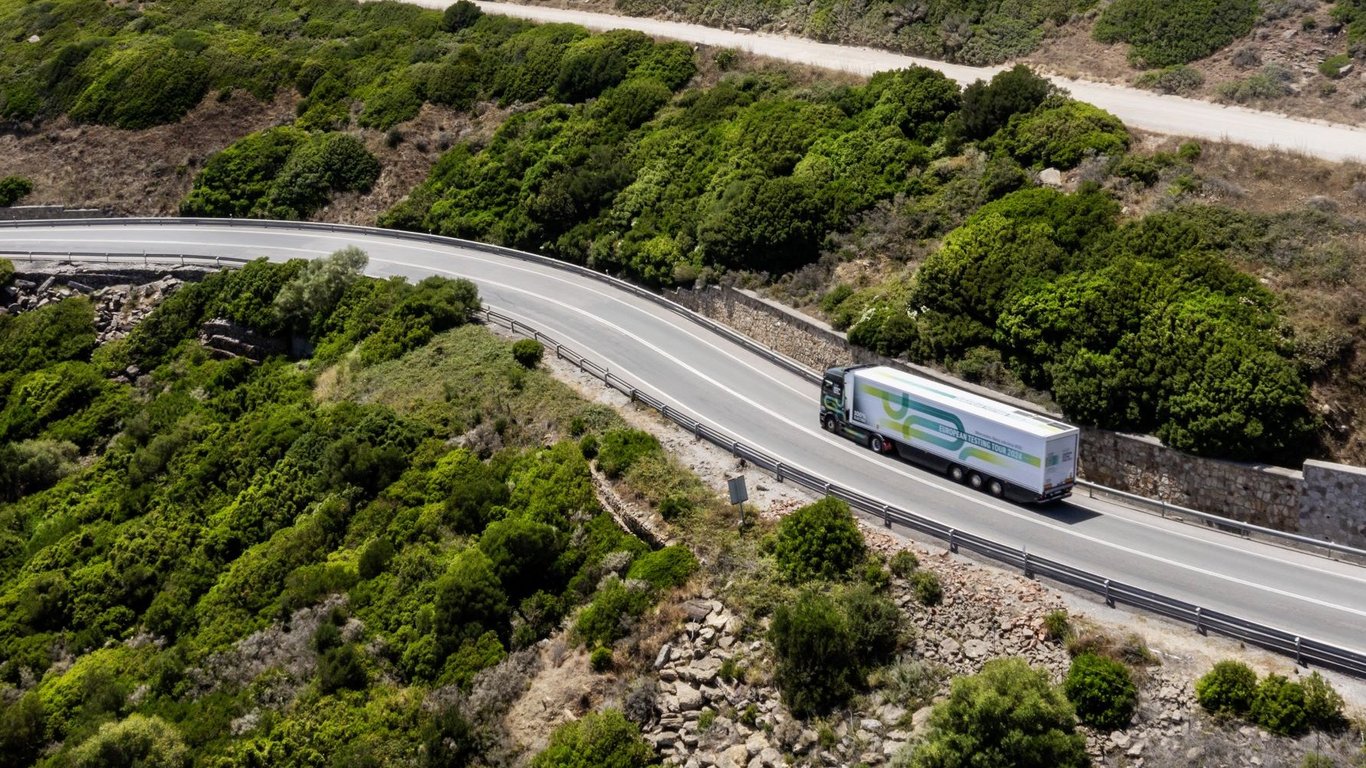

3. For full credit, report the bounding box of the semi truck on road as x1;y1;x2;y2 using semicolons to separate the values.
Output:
820;364;1078;503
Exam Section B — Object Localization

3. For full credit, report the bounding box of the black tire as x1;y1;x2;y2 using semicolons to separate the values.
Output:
822;414;836;432
948;464;966;483
968;472;985;490
871;435;886;453
987;479;1005;497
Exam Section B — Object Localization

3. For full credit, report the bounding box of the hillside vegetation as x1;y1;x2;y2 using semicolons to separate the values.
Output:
0;251;701;766
2;0;1363;464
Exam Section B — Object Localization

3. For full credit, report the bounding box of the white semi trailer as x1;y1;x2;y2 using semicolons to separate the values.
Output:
820;364;1078;502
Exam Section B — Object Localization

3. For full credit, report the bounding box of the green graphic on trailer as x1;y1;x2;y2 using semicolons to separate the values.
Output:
858;382;1040;468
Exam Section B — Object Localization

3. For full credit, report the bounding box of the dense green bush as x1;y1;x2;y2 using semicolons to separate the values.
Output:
994;100;1130;169
478;516;565;599
888;550;919;579
772;497;866;583
841;584;903;666
442;0;484;33
69;38;209;129
530;709;658;768
1195;659;1257;715
595;428;661;479
274;246;369;331
319;643;369;694
1094;0;1257;67
182;129;378;220
67;714;189;768
912;658;1088;768
958;65;1054;141
769;591;860;717
435;548;509;649
574;576;652;647
512;339;544;368
1215;64;1296;103
1064;653;1137;731
910;570;943;606
625;545;698;590
1249;674;1309;736
0;176;32;207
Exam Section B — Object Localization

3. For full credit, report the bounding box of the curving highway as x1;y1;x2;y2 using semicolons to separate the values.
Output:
3;220;1365;659
444;1;1366;163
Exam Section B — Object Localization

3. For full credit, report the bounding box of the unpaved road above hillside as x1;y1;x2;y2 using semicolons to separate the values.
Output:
454;0;1366;163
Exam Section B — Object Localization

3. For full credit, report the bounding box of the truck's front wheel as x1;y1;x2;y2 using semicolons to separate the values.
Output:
870;435;887;453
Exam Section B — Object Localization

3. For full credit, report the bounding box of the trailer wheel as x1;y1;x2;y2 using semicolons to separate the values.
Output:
948;465;966;483
987;479;1005;498
968;472;984;490
870;435;887;453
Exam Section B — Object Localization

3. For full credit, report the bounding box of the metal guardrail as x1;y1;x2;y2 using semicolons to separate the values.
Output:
6;230;1366;676
472;306;1366;677
8;218;1362;564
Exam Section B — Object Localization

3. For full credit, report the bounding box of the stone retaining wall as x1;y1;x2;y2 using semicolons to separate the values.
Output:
666;285;1366;547
0;205;107;221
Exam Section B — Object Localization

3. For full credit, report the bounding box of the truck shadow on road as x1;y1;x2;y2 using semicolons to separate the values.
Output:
1032;501;1102;525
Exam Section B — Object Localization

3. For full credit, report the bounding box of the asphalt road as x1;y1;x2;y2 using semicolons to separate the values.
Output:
439;0;1366;163
4;220;1365;657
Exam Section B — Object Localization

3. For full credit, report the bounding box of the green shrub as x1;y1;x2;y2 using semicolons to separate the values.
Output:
274;246;369;332
995;100;1130;169
0;176;33;207
959;65;1055;140
1094;0;1258;67
910;570;943;606
1195;660;1258;715
625;545;698;590
595;428;661;479
435;548;510;649
556;30;654;102
579;433;599;460
319;644;368;694
769;591;860;717
256;132;382;220
1064;653;1137;731
0;438;80;501
69;39;209;129
1250;674;1309;736
888;550;919;579
358;538;395;580
912;658;1088;768
530;709;657;768
1134;64;1206;94
656;492;692;520
590;646;613;672
842;584;903;666
1301;672;1347;732
512;338;545;368
478;516;565;599
0;693;47;767
179;125;304;215
442;0;484;33
772;497;866;583
574;576;652;647
1043;610;1072;642
67;714;188;768
860;560;891;591
1215;64;1296;103
1319;53;1352;78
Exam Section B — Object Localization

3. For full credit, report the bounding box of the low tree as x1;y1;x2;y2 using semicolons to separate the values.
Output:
1194;660;1257;716
769;591;860;716
1250;674;1309;737
441;0;483;33
274;246;369;332
435;548;509;649
913;658;1089;768
958;65;1054;140
0;176;32;207
512;338;544;368
772;497;866;583
67;714;189;768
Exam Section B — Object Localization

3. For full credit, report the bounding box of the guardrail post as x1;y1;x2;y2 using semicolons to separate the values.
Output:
555;345;564;360
694;423;703;441
823;482;831;495
1022;546;1032;578
948;529;957;554
882;505;891;528
731;441;740;456
1104;579;1113;608
1294;637;1303;666
775;463;783;483
629;389;637;402
1195;607;1205;635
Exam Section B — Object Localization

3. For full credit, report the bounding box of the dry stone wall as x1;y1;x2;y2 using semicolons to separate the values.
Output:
665;285;1366;548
